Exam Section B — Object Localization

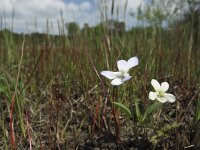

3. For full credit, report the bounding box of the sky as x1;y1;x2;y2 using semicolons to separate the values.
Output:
0;0;147;34
0;0;189;34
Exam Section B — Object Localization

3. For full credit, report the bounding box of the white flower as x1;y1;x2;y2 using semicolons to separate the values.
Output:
149;79;176;103
101;57;138;85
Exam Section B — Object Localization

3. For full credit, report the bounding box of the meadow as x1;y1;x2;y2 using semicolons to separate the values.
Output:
0;10;200;149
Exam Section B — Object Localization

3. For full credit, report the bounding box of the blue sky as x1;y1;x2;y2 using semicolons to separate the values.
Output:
0;0;188;34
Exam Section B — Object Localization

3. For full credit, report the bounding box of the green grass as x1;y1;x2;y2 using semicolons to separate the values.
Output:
0;14;200;149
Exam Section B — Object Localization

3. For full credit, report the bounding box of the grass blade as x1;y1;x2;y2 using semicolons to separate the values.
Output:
142;102;162;122
113;102;131;118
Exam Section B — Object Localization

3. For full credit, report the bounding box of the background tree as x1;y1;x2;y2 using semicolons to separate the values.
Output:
82;23;89;36
136;0;191;27
65;22;80;38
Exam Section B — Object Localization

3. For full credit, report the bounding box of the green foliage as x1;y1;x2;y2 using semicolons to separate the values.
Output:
134;98;142;122
137;0;169;26
65;22;80;38
150;122;182;145
0;84;5;93
195;99;200;122
113;102;131;118
142;102;163;122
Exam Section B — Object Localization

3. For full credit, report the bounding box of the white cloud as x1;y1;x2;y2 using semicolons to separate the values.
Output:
80;1;91;10
65;1;91;12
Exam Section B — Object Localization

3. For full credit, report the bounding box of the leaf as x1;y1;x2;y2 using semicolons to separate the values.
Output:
113;102;131;118
135;98;141;121
195;99;200;122
142;102;163;122
0;86;5;93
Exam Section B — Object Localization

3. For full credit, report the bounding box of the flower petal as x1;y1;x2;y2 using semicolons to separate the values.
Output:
121;75;132;82
101;71;120;79
149;91;157;100
151;79;161;91
126;57;139;71
117;60;127;71
164;93;176;103
111;78;123;85
156;97;167;103
161;82;169;92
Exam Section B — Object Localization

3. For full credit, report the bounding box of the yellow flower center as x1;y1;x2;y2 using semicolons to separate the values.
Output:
157;91;164;97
